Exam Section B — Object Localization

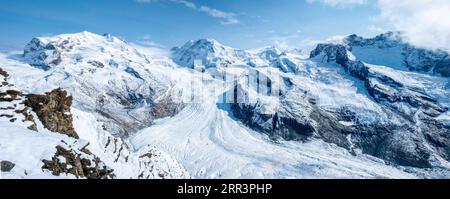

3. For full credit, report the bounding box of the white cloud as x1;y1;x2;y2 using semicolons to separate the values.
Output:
306;0;367;7
367;25;386;36
307;0;450;51
131;34;169;58
301;38;323;48
173;0;196;9
136;0;239;25
377;0;450;51
197;5;239;24
137;34;164;48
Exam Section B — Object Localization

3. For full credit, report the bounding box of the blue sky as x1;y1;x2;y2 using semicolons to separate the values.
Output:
0;0;392;50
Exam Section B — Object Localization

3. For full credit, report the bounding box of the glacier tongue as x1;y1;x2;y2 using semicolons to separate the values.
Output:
130;91;416;179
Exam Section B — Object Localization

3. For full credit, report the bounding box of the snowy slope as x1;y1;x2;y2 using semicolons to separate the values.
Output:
1;31;184;137
171;38;250;68
130;72;417;178
1;32;189;179
344;32;450;76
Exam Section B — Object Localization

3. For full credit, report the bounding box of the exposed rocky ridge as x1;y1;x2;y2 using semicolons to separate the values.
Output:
343;32;450;77
42;141;115;179
25;88;78;138
310;43;369;80
230;83;316;141
0;68;37;131
0;68;8;78
1;160;15;172
217;32;450;169
307;41;450;168
229;79;434;167
23;38;62;70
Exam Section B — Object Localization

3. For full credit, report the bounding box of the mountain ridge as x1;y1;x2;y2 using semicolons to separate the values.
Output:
1;31;450;179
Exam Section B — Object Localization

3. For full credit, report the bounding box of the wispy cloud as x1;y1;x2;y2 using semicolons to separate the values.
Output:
137;34;165;48
269;31;303;50
377;0;450;51
136;0;240;25
306;0;367;7
305;0;450;52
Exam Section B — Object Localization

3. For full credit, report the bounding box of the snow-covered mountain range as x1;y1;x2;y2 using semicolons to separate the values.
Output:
1;31;449;179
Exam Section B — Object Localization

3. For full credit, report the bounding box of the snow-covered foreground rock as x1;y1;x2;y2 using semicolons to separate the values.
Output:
0;66;189;179
1;31;450;178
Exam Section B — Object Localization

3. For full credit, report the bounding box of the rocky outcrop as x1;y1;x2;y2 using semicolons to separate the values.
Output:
135;146;190;179
151;97;185;119
308;40;450;168
1;161;16;172
0;90;21;102
25;88;78;138
231;103;315;141
42;143;114;179
344;32;450;77
23;38;62;70
0;67;10;89
0;68;8;79
229;82;316;141
0;68;37;131
310;43;369;80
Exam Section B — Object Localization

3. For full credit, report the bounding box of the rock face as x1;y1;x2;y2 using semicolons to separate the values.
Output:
308;39;450;168
42;143;114;179
344;32;450;77
0;68;8;78
230;83;316;141
23;38;62;70
220;32;450;169
0;68;37;131
25;88;78;138
310;43;369;80
1;161;15;172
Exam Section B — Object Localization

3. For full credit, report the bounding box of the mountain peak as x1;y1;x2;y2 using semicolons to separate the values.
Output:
171;38;249;68
177;38;229;52
34;31;125;46
22;32;145;71
344;31;403;47
196;38;221;45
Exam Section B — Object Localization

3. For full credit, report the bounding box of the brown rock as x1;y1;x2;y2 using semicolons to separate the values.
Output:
42;145;114;179
0;67;8;78
25;88;79;138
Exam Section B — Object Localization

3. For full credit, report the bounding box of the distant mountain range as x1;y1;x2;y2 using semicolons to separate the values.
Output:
1;31;449;179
